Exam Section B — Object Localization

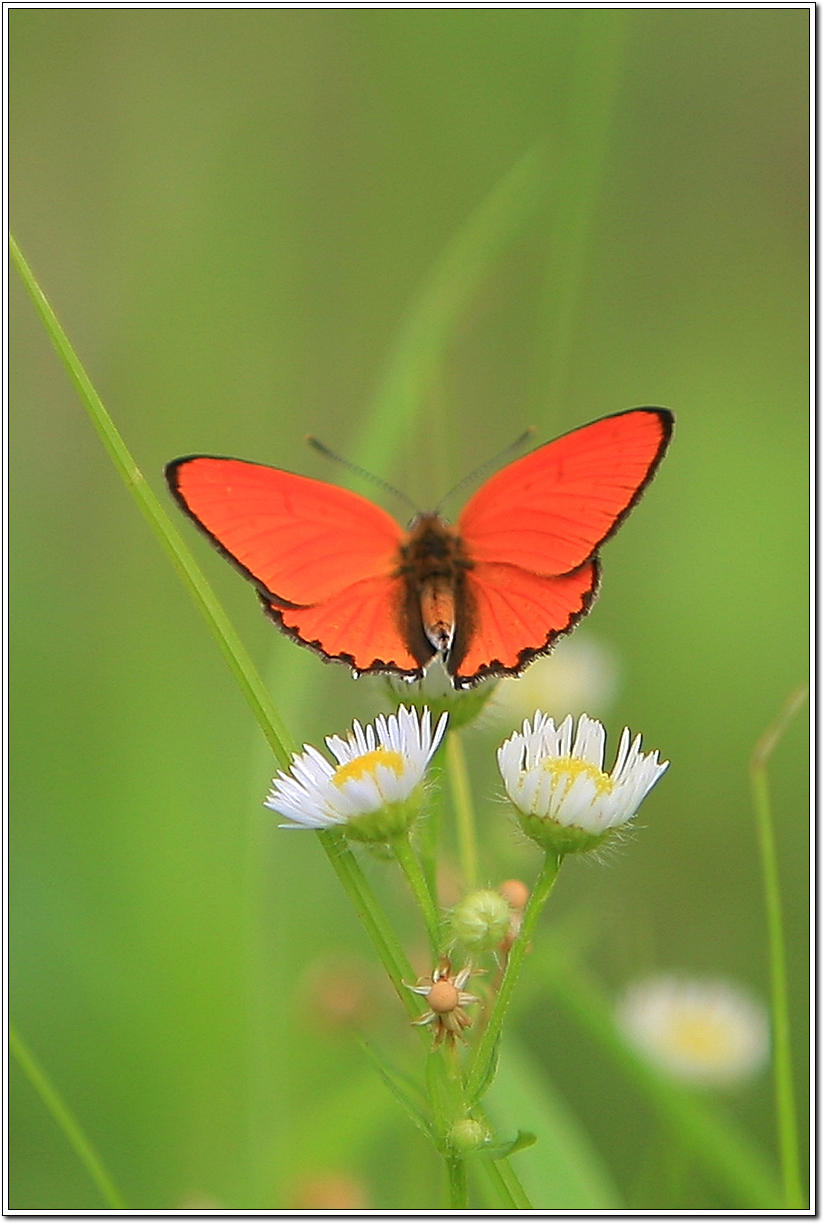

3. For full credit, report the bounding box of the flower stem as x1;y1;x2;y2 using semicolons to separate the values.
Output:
750;685;808;1210
466;851;562;1102
446;1155;468;1208
392;832;442;955
319;830;424;1024
447;730;479;891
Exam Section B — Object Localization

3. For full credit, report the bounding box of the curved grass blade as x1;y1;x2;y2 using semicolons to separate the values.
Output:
9;234;294;771
9;1025;126;1210
750;684;809;1209
351;143;551;483
359;1041;434;1142
10;234;425;1036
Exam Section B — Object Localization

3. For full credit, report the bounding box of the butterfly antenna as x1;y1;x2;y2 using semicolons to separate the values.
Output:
306;436;420;515
435;427;536;514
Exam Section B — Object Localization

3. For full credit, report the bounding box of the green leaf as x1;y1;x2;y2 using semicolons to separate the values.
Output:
359;1041;434;1143
468;1030;500;1107
484;1038;623;1210
483;1129;538;1161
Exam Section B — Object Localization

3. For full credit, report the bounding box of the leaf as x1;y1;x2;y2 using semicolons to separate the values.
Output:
483;1129;538;1161
360;1041;434;1143
484;1038;623;1209
468;1031;500;1107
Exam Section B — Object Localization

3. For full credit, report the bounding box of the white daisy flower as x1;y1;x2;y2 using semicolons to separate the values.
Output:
497;712;668;854
617;976;770;1086
265;705;448;842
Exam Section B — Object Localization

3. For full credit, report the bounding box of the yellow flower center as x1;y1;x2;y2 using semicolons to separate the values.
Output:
333;748;405;788
669;1015;736;1061
541;755;613;797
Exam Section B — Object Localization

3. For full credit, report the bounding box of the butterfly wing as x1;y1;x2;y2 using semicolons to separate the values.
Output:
166;456;425;676
458;408;673;576
450;408;672;685
451;561;600;687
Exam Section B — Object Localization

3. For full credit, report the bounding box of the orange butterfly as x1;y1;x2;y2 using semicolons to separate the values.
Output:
166;408;673;689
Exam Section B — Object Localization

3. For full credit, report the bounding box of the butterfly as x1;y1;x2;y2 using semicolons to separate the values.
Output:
166;407;673;689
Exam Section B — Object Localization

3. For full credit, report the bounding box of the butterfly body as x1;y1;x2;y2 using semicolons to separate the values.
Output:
398;512;468;657
167;407;673;688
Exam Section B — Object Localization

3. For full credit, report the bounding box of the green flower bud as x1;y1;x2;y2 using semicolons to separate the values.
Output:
450;889;511;952
448;1118;491;1153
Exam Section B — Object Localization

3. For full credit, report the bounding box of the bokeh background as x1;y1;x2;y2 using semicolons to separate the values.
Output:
10;8;809;1211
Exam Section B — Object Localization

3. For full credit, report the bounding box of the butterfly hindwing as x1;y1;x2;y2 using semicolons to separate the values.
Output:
451;560;600;685
266;573;426;678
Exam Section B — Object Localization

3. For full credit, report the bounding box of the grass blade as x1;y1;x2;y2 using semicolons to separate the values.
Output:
9;1025;126;1209
750;684;809;1209
9;233;295;771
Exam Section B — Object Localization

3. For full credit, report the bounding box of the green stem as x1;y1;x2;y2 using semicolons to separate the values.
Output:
320;830;423;1024
417;754;444;902
480;1152;532;1210
467;852;562;1102
446;730;479;891
750;685;808;1210
9;1025;126;1209
392;832;442;956
446;1155;468;1209
10;233;293;770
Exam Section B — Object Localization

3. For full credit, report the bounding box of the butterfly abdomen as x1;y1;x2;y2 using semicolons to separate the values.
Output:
396;514;475;662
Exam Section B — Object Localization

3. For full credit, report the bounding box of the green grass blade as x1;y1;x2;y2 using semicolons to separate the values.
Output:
484;1038;622;1209
9;233;295;771
9;232;432;1049
9;1025;127;1209
750;684;808;1209
446;730;479;892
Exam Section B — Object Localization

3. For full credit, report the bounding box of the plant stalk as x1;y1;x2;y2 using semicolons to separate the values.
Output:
467;851;562;1102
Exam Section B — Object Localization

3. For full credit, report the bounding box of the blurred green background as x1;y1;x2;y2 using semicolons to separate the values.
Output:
10;8;809;1211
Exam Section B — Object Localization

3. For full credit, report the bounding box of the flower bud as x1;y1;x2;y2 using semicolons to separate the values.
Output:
448;1118;491;1153
499;878;530;911
450;889;511;952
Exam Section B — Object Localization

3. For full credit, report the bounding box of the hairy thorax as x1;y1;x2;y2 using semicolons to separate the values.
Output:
396;514;474;666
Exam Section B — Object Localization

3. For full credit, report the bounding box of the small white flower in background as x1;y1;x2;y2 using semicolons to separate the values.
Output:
497;712;668;854
265;705;448;842
617;976;770;1086
486;635;620;727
